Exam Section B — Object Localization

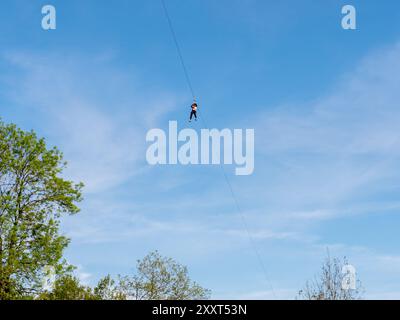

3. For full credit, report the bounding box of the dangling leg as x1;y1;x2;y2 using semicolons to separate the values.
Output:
189;111;194;122
194;111;197;121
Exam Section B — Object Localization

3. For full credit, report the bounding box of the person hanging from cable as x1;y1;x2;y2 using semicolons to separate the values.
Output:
189;101;198;122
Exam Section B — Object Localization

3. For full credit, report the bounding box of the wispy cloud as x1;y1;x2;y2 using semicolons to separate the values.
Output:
74;265;92;286
1;51;179;193
245;42;400;219
3;39;400;299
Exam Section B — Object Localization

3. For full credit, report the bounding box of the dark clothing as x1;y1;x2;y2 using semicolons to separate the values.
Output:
190;110;197;120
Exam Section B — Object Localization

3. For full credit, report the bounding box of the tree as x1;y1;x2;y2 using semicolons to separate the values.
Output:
0;121;83;299
93;275;126;300
297;254;364;300
103;251;211;300
38;275;96;300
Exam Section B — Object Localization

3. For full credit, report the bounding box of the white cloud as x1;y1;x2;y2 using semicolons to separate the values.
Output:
245;42;400;217
257;43;400;156
4;40;400;299
74;265;92;286
2;51;179;193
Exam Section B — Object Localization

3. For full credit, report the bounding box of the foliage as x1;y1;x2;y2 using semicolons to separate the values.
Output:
116;251;211;300
0;121;209;301
298;255;364;300
93;275;126;300
38;275;96;300
39;252;211;300
0;121;83;299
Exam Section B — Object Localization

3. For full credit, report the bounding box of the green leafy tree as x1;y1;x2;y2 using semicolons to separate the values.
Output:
93;275;126;300
0;121;83;299
115;251;211;300
38;275;96;300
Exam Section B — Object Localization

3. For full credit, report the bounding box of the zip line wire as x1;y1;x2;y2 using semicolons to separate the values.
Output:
160;0;277;299
161;0;196;101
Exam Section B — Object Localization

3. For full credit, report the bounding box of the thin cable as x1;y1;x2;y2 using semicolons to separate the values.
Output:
161;0;196;101
160;0;277;299
200;114;277;299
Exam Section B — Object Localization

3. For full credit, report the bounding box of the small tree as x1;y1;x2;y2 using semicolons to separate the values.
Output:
93;275;126;300
38;275;96;300
0;121;83;299
298;255;364;300
100;251;211;300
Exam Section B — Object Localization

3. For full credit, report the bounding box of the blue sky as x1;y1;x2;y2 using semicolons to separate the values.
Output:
1;0;400;299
